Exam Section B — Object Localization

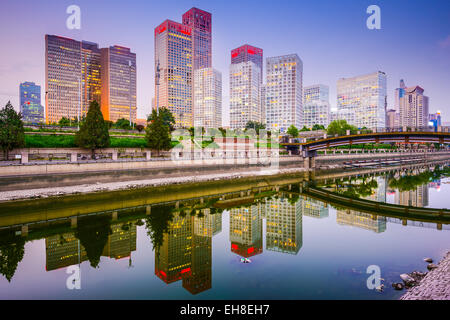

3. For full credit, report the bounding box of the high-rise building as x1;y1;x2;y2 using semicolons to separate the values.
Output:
302;84;330;128
337;71;387;129
154;20;193;128
395;185;429;208
231;44;263;78
100;45;137;123
45;35;82;124
336;210;387;233
229;61;262;129
266;54;303;133
81;41;102;116
193;68;222;128
265;197;303;254
429;111;442;127
229;205;263;258
398;84;429;128
301;198;329;219
386;109;399;128
182;8;212;71
394;79;406;111
19;82;44;124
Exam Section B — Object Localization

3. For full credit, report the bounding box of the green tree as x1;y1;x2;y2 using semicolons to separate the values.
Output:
74;101;110;157
312;124;326;131
148;107;176;131
145;109;171;156
0;102;25;159
58;117;71;127
287;125;299;137
245;121;266;134
327;120;357;136
0;238;25;282
114;118;132;130
145;205;175;251
300;126;310;132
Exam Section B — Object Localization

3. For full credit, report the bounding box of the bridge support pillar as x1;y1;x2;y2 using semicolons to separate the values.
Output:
402;219;407;226
437;223;442;231
71;217;77;228
21;225;28;236
112;211;118;221
175;201;180;209
200;197;204;204
146;205;151;215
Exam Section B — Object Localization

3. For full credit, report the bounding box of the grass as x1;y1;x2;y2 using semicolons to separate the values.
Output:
25;134;149;149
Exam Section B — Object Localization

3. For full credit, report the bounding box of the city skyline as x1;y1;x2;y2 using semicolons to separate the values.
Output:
1;0;450;124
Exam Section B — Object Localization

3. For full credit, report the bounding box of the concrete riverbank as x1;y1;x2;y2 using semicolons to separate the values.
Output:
400;251;450;300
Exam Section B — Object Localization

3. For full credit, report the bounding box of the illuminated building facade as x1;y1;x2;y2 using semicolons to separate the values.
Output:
302;84;330;128
229;61;262;129
193;68;222;128
399;84;429;128
395;185;429;208
336;210;387;233
301;198;329;219
182;8;212;71
19;82;44;124
81;41;102;116
100;45;137;122
102;222;137;260
45;233;87;271
45;35;82;124
265;197;302;254
266;54;303;133
155;20;193;128
229;205;263;257
337;71;387;129
231;44;263;77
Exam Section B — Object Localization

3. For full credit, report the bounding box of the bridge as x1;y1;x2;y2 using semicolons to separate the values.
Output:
281;128;450;168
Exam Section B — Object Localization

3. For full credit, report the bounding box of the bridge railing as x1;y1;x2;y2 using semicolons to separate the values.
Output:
292;126;450;143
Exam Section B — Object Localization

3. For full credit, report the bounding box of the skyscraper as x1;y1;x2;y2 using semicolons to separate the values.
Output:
182;8;212;71
45;35;82;124
193;68;222;128
19;82;44;124
231;44;263;77
394;79;406;111
154;20;193;128
81;41;102;116
100;45;137;122
229;205;263;258
337;71;387;129
302;84;330;128
399;83;429;128
266;54;303;133
229;61;262;129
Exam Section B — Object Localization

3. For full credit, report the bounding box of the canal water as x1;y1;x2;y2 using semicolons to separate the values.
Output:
0;165;449;299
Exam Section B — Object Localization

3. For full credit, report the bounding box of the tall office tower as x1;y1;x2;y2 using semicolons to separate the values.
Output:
229;61;262;129
394;79;407;111
19;82;44;124
266;54;303;133
102;222;137;260
231;44;263;77
336;210;387;233
265;197;303;255
395;185;429;207
81;41;101;116
193;68;222;128
45;233;87;271
337;71;387;129
229;205;263;258
301;198;329;219
100;45;137;123
303;84;330;128
155;20;193;128
155;211;193;284
183;210;213;295
399;84;429;128
45;35;82;124
182;8;212;70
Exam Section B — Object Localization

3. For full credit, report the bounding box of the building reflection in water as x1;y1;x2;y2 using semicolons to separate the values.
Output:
229;204;263;258
301;198;329;219
266;197;303;255
45;221;137;271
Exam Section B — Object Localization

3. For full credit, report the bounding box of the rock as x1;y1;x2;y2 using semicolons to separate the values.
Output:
424;258;433;263
392;283;404;290
400;273;416;285
427;263;438;270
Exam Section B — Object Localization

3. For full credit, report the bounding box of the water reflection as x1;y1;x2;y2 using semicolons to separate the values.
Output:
0;164;449;297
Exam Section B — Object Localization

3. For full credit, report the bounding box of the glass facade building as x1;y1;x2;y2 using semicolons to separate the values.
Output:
19;81;44;124
45;35;82;124
231;44;263;77
81;41;102;117
265;54;303;133
229;61;262;129
193;68;222;128
155;20;193;128
100;45;137;122
337;71;387;129
302;84;330;128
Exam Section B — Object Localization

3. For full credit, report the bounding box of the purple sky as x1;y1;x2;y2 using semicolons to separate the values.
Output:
1;0;449;124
